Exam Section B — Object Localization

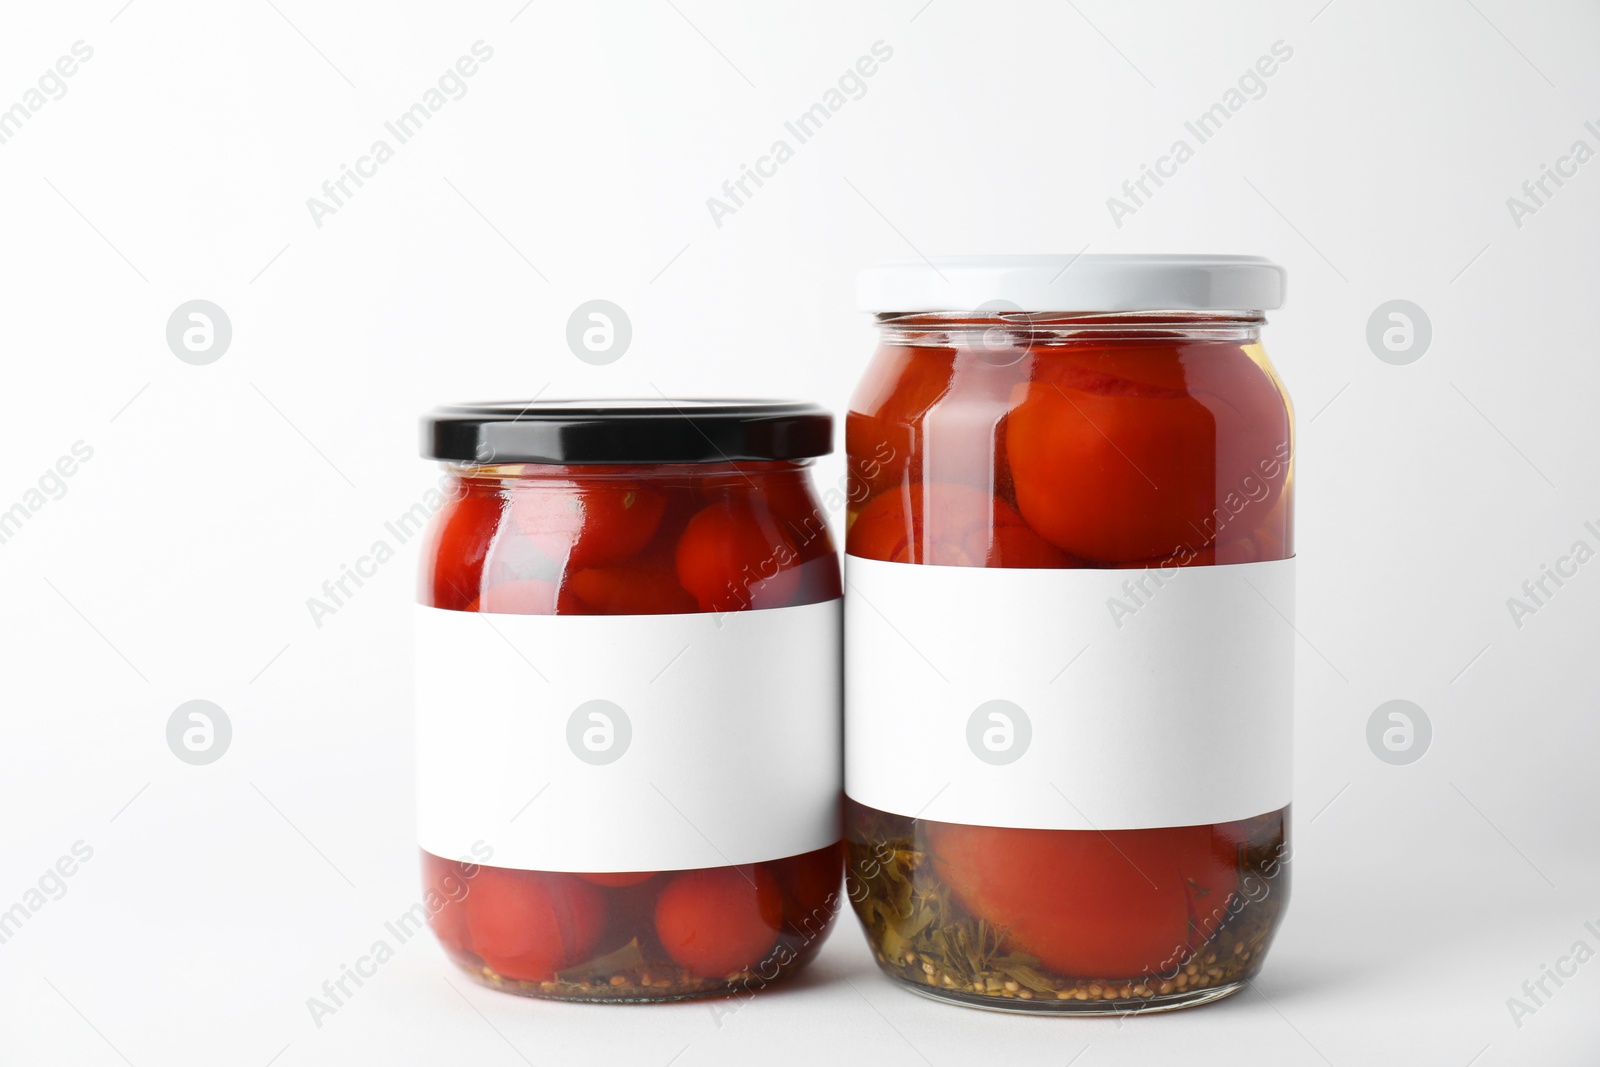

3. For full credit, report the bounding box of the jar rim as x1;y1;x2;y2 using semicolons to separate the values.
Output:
873;309;1265;346
874;309;1266;325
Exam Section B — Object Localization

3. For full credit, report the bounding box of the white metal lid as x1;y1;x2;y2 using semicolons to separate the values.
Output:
857;254;1285;313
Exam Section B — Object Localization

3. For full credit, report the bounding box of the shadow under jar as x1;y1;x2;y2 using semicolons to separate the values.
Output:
842;256;1296;1013
414;400;844;1002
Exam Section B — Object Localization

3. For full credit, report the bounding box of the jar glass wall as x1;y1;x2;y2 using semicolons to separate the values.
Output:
844;300;1294;1013
416;402;844;1004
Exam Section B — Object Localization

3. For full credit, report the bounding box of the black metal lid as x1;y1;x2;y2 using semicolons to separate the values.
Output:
421;399;834;465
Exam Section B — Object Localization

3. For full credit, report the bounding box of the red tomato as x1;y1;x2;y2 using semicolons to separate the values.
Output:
654;865;783;978
422;483;504;609
464;868;605;982
1006;368;1215;564
846;484;1073;568
927;822;1191;978
577;872;658;887
675;500;801;612
563;560;696;615
505;482;666;571
1006;344;1288;565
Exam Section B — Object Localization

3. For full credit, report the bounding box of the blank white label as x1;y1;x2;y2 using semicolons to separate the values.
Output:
415;600;842;872
844;556;1294;830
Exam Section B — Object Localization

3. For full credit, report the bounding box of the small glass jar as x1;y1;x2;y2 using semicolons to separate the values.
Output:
842;256;1295;1013
414;400;843;1002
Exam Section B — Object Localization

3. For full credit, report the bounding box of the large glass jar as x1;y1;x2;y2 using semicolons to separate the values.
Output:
842;256;1294;1013
414;400;843;1002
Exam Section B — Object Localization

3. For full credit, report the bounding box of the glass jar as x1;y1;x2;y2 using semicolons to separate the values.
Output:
842;256;1295;1013
414;400;844;1002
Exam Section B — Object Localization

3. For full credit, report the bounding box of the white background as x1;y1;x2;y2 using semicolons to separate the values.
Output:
1;1;1597;1064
